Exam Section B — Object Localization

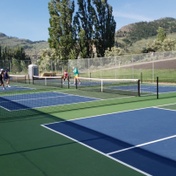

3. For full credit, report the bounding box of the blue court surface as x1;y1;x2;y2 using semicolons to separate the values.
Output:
0;85;33;92
0;92;98;111
78;82;176;95
141;84;176;93
43;108;176;176
111;84;176;94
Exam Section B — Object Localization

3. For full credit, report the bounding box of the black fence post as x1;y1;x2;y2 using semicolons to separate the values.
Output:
61;77;63;88
68;76;70;89
75;78;78;89
138;79;141;97
157;77;159;99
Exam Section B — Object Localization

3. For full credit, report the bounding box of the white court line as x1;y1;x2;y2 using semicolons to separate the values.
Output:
0;95;70;103
0;92;100;103
108;134;176;155
42;124;151;176
153;106;176;112
0;96;100;112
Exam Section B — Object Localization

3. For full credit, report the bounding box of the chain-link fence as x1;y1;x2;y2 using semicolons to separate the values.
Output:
1;51;176;83
68;51;176;83
0;59;31;74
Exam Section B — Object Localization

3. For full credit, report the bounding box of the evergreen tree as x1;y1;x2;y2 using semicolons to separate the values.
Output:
93;0;116;57
48;0;76;61
74;0;95;58
156;27;166;42
74;0;116;58
48;0;116;59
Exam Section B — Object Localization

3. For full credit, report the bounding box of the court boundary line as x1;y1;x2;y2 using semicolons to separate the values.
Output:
12;85;36;90
0;92;101;112
154;106;176;112
42;106;151;126
155;102;176;108
108;134;176;155
41;124;151;176
0;91;136;112
0;99;100;112
41;100;176;126
0;85;35;92
41;107;176;176
0;91;101;101
53;91;102;100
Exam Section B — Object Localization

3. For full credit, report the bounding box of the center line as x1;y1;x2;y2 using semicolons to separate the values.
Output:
108;134;176;155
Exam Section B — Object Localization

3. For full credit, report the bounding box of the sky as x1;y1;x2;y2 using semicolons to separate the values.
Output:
0;0;176;41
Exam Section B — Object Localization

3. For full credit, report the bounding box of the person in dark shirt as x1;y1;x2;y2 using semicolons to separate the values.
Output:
0;69;5;90
4;69;10;87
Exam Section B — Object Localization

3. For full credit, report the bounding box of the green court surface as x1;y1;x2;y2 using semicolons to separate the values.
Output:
1;82;176;176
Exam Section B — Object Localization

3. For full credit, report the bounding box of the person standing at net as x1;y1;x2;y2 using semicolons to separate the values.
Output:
0;69;5;90
73;67;80;85
4;69;10;87
62;69;69;84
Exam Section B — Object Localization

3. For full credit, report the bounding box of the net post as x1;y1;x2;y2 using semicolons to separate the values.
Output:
138;79;141;97
157;77;159;99
45;78;47;86
140;72;143;84
61;77;63;88
75;78;78;89
32;76;34;84
24;75;26;84
68;76;70;89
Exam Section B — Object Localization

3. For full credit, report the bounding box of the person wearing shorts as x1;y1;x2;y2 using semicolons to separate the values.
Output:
73;67;80;85
0;69;5;90
4;69;10;87
62;70;69;84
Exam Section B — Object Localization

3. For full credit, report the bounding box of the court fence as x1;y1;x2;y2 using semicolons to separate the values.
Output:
1;51;176;85
68;51;176;84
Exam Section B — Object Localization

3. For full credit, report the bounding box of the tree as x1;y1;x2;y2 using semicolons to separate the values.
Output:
74;0;116;58
48;0;116;60
74;0;95;58
0;46;31;73
105;46;125;56
48;0;76;61
156;27;166;42
93;0;116;57
78;29;88;58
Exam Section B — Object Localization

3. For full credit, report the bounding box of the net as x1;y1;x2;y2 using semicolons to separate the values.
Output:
75;77;140;96
10;75;27;83
32;75;63;87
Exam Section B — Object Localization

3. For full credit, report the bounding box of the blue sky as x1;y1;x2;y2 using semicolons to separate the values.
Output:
0;0;176;41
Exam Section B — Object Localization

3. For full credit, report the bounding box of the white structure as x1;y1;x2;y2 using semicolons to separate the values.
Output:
28;64;38;80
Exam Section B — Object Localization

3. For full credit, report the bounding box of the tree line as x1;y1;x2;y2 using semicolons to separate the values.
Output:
0;46;31;73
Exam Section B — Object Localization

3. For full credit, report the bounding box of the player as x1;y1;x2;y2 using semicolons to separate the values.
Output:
62;70;69;84
4;69;10;87
73;67;80;85
0;69;5;90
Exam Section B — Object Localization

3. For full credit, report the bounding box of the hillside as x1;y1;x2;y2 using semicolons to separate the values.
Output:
115;17;176;53
0;33;49;57
1;17;176;57
116;17;176;47
116;17;176;40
